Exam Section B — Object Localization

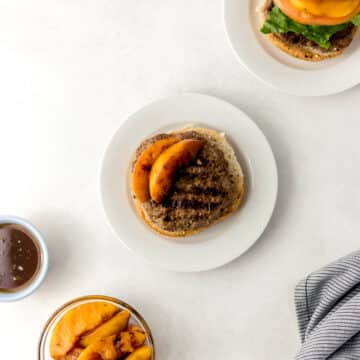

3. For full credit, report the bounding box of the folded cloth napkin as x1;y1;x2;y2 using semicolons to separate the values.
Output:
295;251;360;360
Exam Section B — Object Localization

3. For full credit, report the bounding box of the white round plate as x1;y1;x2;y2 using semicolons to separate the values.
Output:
224;0;360;96
101;93;277;272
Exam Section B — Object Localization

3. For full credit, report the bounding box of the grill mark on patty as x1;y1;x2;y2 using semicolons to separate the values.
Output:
161;198;221;210
163;211;220;223
183;186;226;197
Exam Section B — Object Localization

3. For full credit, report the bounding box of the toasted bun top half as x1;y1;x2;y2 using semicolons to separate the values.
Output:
274;0;360;25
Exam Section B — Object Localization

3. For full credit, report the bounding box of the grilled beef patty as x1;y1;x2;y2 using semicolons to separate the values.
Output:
135;131;240;233
274;24;355;54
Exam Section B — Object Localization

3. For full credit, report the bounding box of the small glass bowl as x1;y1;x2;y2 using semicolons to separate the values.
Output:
38;295;155;360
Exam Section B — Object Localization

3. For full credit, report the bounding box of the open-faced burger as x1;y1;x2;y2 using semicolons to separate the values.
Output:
130;126;244;237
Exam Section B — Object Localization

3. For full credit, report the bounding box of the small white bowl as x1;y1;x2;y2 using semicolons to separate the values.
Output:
0;215;49;302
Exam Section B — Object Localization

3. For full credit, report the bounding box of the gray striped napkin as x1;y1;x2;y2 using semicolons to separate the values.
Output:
295;251;360;360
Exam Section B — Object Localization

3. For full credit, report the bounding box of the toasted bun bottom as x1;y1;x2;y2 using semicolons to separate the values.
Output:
267;29;358;62
132;127;244;237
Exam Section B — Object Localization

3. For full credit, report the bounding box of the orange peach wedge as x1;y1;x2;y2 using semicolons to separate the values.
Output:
149;139;204;203
132;137;180;202
125;345;152;360
79;310;130;347
50;302;118;359
77;335;118;360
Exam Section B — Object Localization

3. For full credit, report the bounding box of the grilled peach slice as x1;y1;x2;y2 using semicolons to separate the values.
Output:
132;137;180;202
50;302;118;359
125;345;152;360
63;348;83;360
118;327;146;354
149;139;204;203
128;326;146;348
119;332;134;354
77;335;118;360
79;310;130;347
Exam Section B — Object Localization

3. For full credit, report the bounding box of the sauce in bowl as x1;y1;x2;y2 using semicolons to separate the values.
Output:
0;224;40;292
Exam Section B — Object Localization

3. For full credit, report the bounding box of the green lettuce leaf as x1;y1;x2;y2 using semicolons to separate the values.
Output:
352;13;360;26
261;6;352;49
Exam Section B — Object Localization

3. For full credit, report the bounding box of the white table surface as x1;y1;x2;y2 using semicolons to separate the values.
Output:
1;1;360;359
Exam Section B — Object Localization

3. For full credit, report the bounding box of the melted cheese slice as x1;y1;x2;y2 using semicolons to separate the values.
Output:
291;0;360;17
275;0;360;24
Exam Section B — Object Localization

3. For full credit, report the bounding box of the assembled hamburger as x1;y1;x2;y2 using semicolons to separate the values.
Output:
260;0;360;61
130;126;244;237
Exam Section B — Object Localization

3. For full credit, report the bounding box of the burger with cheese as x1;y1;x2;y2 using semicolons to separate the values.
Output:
259;0;360;61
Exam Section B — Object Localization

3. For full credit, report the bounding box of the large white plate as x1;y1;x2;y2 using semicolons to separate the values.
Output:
224;0;360;96
101;93;277;272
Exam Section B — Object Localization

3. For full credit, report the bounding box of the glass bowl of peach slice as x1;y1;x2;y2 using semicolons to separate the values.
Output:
39;295;155;360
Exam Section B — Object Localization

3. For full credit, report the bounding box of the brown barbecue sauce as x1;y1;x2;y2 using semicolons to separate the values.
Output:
0;224;40;292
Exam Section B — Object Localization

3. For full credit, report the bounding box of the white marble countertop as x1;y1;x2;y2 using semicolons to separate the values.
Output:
1;0;360;359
